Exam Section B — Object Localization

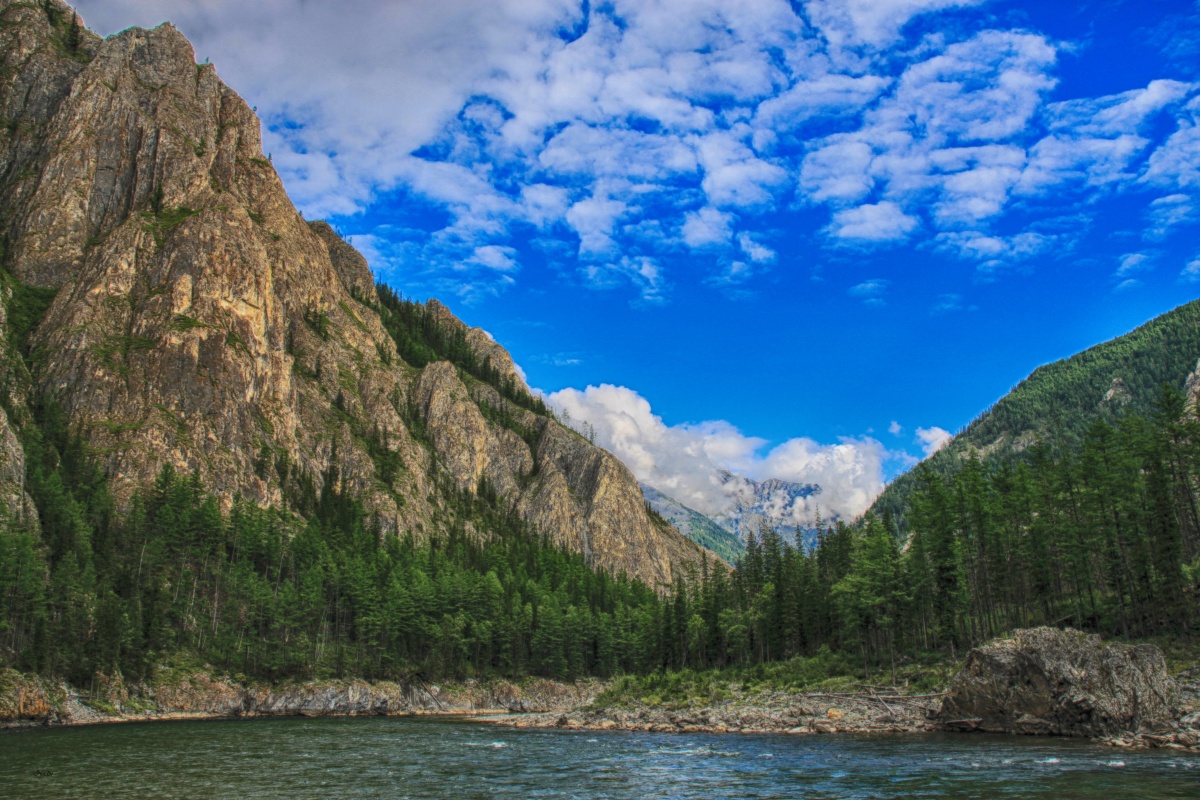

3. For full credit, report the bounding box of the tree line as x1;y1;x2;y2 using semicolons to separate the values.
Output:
657;386;1200;678
4;381;1200;686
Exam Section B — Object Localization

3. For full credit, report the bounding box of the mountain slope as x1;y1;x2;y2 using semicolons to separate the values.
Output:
870;298;1200;529
640;483;744;564
0;0;710;586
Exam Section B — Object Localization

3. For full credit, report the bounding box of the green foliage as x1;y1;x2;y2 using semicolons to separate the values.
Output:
169;315;218;333
141;205;199;247
1;405;669;683
372;283;550;418
873;299;1200;530
303;307;332;341
1;271;56;352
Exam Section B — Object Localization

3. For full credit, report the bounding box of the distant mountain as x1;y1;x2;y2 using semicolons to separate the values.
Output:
712;471;823;547
869;298;1200;531
640;484;745;564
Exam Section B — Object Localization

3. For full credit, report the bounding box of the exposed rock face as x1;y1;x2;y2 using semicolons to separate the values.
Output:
938;628;1177;737
0;0;708;585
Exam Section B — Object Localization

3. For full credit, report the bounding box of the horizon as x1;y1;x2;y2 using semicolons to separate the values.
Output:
72;0;1200;522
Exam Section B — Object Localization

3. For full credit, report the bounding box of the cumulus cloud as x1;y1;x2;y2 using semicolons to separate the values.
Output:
737;231;777;263
546;384;891;522
682;206;735;248
915;426;952;457
888;420;903;435
831;202;919;242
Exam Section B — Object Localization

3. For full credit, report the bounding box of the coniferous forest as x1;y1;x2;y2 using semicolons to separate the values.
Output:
2;264;1200;686
661;386;1200;676
4;379;1200;686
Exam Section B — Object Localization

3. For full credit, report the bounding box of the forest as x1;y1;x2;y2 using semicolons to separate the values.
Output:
2;271;1200;687
660;386;1200;678
3;385;1199;686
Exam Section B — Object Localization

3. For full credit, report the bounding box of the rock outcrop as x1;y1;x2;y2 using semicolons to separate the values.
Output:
0;0;709;585
937;628;1177;737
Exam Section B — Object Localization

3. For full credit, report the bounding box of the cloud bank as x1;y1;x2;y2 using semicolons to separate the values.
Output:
546;383;894;522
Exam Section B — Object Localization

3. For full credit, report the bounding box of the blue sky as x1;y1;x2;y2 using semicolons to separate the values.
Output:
78;0;1200;522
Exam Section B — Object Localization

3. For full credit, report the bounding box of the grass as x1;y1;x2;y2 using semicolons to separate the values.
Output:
590;648;962;711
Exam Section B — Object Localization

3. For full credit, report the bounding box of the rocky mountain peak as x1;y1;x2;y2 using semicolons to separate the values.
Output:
0;0;711;587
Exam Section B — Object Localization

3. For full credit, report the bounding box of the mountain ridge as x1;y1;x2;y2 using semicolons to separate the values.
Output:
0;0;710;586
869;297;1200;529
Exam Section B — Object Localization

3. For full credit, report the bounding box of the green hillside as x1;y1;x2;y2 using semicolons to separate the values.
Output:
871;298;1200;529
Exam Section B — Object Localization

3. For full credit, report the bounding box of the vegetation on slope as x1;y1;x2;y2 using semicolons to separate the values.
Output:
657;388;1200;680
371;283;549;417
871;298;1200;529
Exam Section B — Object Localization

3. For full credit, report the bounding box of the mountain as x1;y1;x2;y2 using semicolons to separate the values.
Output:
639;483;744;564
0;0;709;586
869;298;1200;530
710;471;822;548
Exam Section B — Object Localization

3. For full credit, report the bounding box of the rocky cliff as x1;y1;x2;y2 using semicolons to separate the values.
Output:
0;0;709;586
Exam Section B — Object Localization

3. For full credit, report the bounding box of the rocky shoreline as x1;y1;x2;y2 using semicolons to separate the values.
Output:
488;688;939;735
0;667;601;730
4;628;1199;753
488;629;1200;752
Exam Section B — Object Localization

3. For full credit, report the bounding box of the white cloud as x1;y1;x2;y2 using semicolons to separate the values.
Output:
74;1;1200;299
805;0;986;48
1144;194;1197;241
546;384;890;522
582;256;668;304
933;230;1058;271
848;278;890;305
737;231;777;263
467;245;520;272
682;206;735;248
1115;251;1154;278
831;202;919;241
888;420;903;435
1143;99;1200;192
915;425;952;457
566;193;627;258
705;260;757;289
1182;256;1200;283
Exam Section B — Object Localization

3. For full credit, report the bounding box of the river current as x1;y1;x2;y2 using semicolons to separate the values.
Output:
1;716;1197;798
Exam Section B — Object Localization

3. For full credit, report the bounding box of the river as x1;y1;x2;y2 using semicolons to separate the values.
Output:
1;716;1197;798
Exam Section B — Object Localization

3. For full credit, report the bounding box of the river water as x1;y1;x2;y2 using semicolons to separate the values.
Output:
1;716;1197;799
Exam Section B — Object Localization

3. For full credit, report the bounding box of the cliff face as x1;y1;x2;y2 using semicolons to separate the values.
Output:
0;0;709;586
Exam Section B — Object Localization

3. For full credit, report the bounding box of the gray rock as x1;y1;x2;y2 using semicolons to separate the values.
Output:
938;627;1177;737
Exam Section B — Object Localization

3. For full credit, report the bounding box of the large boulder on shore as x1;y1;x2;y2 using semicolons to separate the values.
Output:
938;628;1177;737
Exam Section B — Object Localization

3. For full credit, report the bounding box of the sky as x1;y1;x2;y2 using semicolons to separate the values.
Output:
75;0;1200;523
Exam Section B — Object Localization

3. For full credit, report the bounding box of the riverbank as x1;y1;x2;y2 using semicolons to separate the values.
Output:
0;666;601;729
6;629;1199;751
491;686;939;735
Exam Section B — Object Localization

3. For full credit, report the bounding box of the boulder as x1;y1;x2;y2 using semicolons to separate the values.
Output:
938;627;1177;737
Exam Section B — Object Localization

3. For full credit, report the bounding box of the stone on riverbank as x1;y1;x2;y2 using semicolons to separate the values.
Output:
937;627;1176;737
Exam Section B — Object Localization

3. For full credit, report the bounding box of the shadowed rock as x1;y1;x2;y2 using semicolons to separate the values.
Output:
938;627;1177;737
